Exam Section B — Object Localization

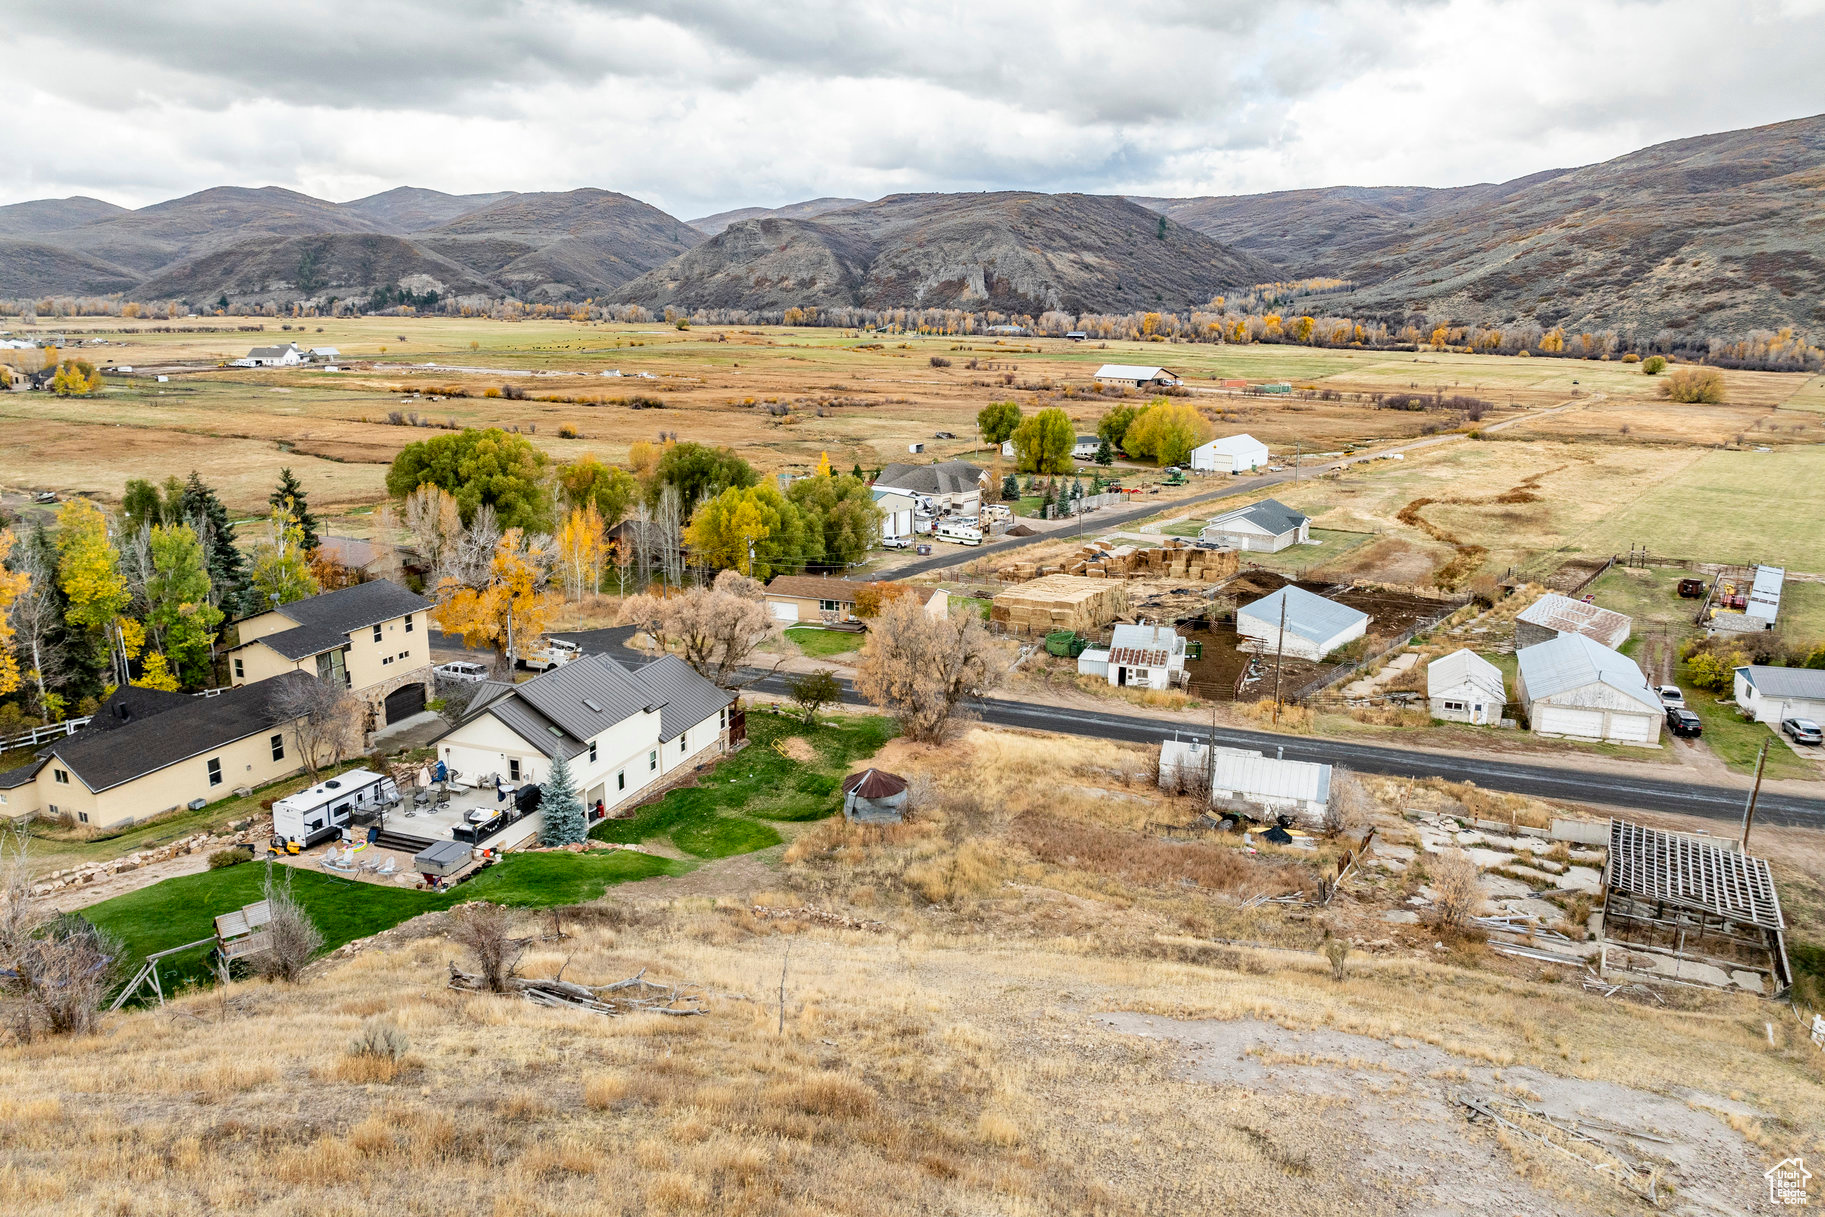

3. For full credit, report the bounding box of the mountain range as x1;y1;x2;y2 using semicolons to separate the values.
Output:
2;113;1820;334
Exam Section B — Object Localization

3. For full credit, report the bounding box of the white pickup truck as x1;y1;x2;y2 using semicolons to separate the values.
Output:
517;638;581;672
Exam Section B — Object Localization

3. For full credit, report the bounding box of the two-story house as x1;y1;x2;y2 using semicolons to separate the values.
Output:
227;579;434;730
435;653;735;817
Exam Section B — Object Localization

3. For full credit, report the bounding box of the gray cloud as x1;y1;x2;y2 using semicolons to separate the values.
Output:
6;0;1823;218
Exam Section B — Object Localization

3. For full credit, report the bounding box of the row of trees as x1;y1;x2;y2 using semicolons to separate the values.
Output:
978;398;1216;472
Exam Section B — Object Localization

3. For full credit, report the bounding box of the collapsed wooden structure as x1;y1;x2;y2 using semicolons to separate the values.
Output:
996;539;1238;584
447;963;707;1017
1598;819;1791;993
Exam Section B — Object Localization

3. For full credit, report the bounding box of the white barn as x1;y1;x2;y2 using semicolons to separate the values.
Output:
1426;649;1506;724
1097;623;1188;690
244;342;305;367
1189;434;1270;474
436;653;735;817
1199;498;1310;552
871;488;916;543
1516;633;1662;744
1159;739;1332;821
1733;665;1825;727
1094;364;1182;388
1236;586;1368;661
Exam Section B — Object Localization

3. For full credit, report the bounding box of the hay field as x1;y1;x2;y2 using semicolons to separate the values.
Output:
1599;446;1825;569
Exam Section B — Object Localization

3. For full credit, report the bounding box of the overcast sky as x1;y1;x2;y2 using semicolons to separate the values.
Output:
11;0;1824;219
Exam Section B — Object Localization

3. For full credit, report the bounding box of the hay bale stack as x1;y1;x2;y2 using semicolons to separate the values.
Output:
992;575;1128;635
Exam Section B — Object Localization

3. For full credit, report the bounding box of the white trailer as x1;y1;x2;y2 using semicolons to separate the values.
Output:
270;768;399;847
935;520;983;545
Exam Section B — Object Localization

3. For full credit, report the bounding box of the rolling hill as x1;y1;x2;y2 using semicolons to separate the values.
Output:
687;196;868;236
338;187;515;234
624;192;1273;315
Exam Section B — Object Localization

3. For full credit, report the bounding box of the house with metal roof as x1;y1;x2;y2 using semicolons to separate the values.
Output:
239;342;306;367
1514;593;1631;650
0;673;315;829
1199;498;1310;552
1189;433;1270;474
1426;649;1506;724
1236;585;1368;661
228;579;434;729
1515;632;1661;743
1093;364;1182;388
1732;664;1825;727
435;652;736;818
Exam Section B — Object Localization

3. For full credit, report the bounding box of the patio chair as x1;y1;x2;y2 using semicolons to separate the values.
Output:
375;857;397;878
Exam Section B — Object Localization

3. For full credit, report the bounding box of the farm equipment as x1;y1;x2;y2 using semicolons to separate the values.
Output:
1676;578;1706;599
1162;467;1187;486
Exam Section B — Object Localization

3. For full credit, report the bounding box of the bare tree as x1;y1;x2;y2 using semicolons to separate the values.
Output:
654;484;685;587
0;834;124;1041
401;484;464;577
447;903;528;993
854;595;1004;743
7;536;66;719
272;674;364;778
1429;848;1485;929
1322;770;1373;839
251;866;322;983
619;570;777;688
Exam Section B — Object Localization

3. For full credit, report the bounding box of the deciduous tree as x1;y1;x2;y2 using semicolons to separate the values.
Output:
787;473;882;567
556;454;639;526
54;499;133;688
246;505;320;609
181;472;248;616
1121;400;1213;466
0;530;29;697
785;668;841;723
386;427;553;530
684;484;814;580
432;527;556;668
854;594;1003;742
1096;404;1140;450
1010;407;1075;474
272;674;364;778
649;441;757;509
144;523;223;688
620;571;774;688
553;505;608;603
977;400;1022;445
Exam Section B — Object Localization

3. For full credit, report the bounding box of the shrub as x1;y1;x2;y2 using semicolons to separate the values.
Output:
1661;366;1724;403
1641;355;1667;375
483;387;501;398
1620;352;1640;364
929;356;951;368
557;424;578;439
348;1017;410;1061
1323;937;1350;981
207;848;249;870
1429;848;1484;929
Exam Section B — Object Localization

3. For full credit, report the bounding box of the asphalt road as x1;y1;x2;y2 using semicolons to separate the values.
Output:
433;628;1825;831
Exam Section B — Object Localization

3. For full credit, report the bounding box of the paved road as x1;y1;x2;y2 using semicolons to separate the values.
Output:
435;626;1825;830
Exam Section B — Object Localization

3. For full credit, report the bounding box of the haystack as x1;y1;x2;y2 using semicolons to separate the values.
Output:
992;574;1127;635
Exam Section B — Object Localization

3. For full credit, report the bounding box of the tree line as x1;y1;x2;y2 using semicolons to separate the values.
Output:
978;397;1216;473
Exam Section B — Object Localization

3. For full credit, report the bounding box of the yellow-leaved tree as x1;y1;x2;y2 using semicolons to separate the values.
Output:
815;451;832;477
553;505;608;605
246;504;320;609
433;529;556;668
0;529;29;696
55;499;134;688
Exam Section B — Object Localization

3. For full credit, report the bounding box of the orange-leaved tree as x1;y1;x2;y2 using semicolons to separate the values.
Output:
432;528;556;668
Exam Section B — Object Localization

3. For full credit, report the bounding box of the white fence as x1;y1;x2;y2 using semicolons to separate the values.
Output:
0;717;92;753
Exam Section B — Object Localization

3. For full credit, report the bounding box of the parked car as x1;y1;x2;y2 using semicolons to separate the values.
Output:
1656;685;1686;709
881;537;912;549
1676;578;1707;598
1782;717;1823;745
434;660;489;683
1666;708;1703;737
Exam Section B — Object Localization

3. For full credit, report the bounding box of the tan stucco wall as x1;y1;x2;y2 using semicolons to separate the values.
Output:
33;721;304;829
229;609;429;701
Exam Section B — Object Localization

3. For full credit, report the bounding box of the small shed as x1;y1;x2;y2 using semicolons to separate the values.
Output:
1104;623;1187;690
1236;585;1368;661
842;769;908;823
1189;434;1269;474
1159;740;1332;821
1426;649;1506;724
1514;593;1631;651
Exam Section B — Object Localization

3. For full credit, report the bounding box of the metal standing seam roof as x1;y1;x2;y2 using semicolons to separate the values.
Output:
638;654;736;742
842;768;908;798
1515;593;1631;646
1207;498;1309;536
1516;632;1660;712
1094;364;1178;381
469;651;732;755
1607;819;1785;930
1427;649;1506;700
1735;664;1825;701
1237;585;1367;645
1747;566;1784;622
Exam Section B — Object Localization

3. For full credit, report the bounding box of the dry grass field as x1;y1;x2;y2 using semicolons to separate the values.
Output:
3;726;1819;1216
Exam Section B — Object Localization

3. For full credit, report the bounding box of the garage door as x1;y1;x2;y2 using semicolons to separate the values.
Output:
1606;711;1656;743
384;682;426;724
768;599;799;623
1534;705;1603;739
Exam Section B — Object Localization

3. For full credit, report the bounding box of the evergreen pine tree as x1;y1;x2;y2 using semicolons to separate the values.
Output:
1001;474;1019;501
1095;437;1113;466
269;467;321;553
181;471;249;616
538;751;587;846
851;462;864;481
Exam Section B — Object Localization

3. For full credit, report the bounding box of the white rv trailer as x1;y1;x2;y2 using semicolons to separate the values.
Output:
935;520;983;545
270;768;399;847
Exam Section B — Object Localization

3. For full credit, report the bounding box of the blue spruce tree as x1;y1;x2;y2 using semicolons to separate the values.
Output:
538;751;587;846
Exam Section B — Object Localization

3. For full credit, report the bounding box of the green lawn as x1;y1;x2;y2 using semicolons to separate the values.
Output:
1676;682;1817;780
590;711;894;852
81;849;688;998
786;626;861;658
1599;447;1825;570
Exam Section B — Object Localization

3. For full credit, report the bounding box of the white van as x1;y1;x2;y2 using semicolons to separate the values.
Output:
271;768;400;848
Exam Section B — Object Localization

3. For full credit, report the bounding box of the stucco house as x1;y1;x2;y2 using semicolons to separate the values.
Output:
1199;498;1310;552
873;460;987;518
227;579;434;729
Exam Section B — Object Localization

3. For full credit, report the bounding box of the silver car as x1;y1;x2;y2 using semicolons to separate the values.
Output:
434;660;489;683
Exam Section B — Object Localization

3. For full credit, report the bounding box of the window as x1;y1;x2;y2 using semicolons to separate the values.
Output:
233;657;244;679
1444;700;1465;712
588;741;597;763
373;624;383;642
77;811;88;824
54;768;69;785
207;758;223;786
398;651;409;660
404;613;414;634
680;736;687;753
382;655;393;666
648;750;657;772
820;599;842;613
617;771;626;791
508;758;520;782
270;734;285;762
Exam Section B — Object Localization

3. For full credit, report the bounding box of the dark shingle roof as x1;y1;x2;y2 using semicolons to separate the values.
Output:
465;652;733;754
83;685;193;732
874;461;986;496
1209;497;1308;536
241;579;431;660
0;757;47;789
42;671;317;793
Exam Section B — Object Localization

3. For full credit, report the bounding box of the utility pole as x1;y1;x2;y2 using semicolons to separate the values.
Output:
1740;738;1769;854
1270;595;1288;724
1293;439;1301;482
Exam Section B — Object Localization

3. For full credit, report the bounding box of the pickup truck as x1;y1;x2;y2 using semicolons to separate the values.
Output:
517;638;581;671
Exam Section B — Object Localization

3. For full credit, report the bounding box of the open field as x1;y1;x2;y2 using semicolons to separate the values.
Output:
1599;447;1825;569
3;318;1814;529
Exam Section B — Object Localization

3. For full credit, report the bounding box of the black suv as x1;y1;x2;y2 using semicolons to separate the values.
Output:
1666;708;1703;738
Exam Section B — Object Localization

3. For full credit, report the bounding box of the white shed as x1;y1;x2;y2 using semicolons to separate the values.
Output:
1189;433;1270;474
1199;498;1310;552
1733;665;1825;726
1516;633;1661;743
1236;586;1368;661
1426;649;1506;724
1159;739;1332;821
1104;623;1188;690
871;488;916;543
